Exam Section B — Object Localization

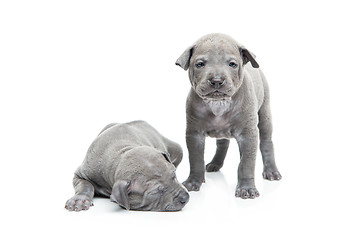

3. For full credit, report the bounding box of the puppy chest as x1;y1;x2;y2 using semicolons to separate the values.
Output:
206;129;232;138
204;118;235;138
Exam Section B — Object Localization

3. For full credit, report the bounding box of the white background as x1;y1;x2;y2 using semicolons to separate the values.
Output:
1;0;359;239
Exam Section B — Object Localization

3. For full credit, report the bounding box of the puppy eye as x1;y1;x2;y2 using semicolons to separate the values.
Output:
195;62;205;68
229;62;238;68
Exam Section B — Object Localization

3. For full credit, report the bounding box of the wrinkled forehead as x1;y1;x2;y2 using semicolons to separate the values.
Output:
154;164;177;179
134;165;176;184
193;39;240;60
140;158;176;178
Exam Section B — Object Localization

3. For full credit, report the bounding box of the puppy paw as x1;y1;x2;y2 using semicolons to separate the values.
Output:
206;162;222;172
182;177;204;191
263;169;282;181
65;195;93;211
235;180;259;199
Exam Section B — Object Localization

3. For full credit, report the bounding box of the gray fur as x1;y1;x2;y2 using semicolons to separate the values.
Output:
65;120;189;211
176;33;281;199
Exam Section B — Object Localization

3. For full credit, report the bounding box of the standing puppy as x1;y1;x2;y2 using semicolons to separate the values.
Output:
176;33;281;199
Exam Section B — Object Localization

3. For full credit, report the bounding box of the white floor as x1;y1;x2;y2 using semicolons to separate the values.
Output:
5;133;357;240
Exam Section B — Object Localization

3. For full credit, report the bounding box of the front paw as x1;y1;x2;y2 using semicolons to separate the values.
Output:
235;182;260;199
65;195;93;211
263;168;282;181
182;176;204;191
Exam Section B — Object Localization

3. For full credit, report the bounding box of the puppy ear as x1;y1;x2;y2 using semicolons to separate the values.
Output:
239;47;259;68
161;151;172;163
175;46;193;70
110;180;131;210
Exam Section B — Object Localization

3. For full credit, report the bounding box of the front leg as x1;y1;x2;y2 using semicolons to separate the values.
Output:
183;132;205;191
65;175;95;211
235;131;260;199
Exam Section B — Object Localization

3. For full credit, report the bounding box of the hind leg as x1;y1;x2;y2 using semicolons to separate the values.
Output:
163;138;183;168
258;102;282;181
65;175;95;211
206;139;229;172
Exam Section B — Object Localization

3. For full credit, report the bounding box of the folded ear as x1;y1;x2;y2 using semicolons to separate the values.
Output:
239;47;259;68
175;46;193;70
161;151;172;163
110;180;131;210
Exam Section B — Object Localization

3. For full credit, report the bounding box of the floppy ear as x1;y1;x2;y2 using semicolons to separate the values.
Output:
110;180;131;210
161;151;172;163
175;46;193;70
239;47;259;68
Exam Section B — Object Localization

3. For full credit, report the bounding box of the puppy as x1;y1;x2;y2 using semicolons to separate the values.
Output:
65;121;189;211
176;33;281;199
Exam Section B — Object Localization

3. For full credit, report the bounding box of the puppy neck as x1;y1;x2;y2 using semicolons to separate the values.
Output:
204;99;232;116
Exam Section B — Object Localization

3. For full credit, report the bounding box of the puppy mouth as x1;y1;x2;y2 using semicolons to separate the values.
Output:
164;204;183;212
202;90;230;100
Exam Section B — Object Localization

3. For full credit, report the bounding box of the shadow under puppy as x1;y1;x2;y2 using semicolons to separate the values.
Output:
65;120;189;211
176;33;281;199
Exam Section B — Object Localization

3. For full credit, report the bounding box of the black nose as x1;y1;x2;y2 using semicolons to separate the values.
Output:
208;78;225;89
177;190;190;205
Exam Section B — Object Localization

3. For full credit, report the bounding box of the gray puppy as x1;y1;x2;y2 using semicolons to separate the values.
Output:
176;33;281;199
65;121;189;211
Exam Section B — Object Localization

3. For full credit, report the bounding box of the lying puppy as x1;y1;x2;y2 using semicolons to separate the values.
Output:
65;121;189;211
176;33;281;199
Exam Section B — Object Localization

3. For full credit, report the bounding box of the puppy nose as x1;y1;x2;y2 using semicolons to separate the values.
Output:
177;190;190;205
208;78;225;89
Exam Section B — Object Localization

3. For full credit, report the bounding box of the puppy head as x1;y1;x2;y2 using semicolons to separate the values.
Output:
176;33;259;101
110;147;189;211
